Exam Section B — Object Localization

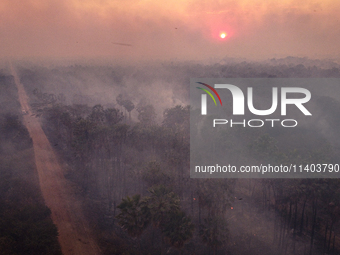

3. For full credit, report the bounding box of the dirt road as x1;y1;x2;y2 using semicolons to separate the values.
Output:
11;64;101;255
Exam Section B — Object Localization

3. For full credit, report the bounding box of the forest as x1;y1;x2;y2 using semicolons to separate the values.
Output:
2;57;340;255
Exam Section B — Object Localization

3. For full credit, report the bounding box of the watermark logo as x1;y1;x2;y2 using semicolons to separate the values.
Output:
190;78;340;179
198;83;312;116
194;80;312;128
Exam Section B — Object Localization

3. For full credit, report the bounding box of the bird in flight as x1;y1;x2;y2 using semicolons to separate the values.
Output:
111;42;132;47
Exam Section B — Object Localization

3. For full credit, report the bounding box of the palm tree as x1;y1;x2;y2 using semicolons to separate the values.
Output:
122;99;134;121
161;210;194;254
89;104;105;124
104;108;123;125
116;194;151;253
147;185;180;227
147;185;180;254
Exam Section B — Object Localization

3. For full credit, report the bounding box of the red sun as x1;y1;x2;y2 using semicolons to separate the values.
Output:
220;32;227;39
209;26;233;42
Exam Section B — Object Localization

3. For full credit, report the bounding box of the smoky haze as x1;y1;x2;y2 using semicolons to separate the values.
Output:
1;0;340;61
18;62;190;122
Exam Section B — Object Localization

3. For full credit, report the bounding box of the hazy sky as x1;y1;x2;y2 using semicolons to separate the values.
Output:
1;0;340;61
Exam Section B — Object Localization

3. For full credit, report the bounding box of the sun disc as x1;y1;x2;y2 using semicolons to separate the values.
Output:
220;32;227;39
